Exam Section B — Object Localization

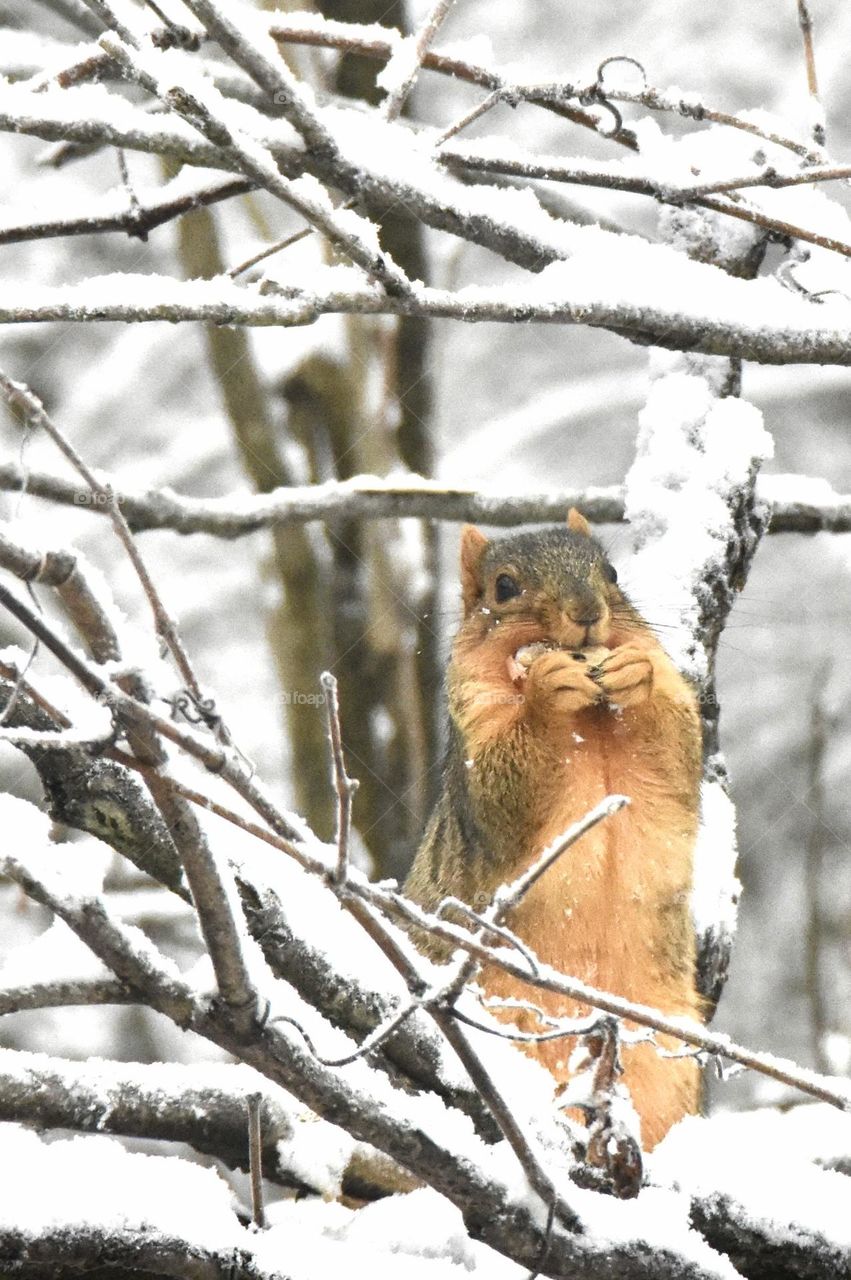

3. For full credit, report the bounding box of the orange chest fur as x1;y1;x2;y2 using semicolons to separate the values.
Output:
506;709;697;1001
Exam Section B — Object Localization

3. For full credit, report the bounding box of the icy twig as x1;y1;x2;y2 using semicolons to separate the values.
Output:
270;1001;421;1069
451;1006;602;1045
494;796;629;916
227;221;316;277
603;83;820;161
436;899;541;973
435;87;505;145
3;276;851;364
265;15;828;158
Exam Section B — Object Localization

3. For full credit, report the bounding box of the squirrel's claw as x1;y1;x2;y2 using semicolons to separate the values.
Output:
525;648;602;715
594;646;654;708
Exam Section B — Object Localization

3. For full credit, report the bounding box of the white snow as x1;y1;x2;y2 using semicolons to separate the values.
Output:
623;355;774;681
653;1107;851;1252
376;35;422;97
691;779;740;944
277;1110;354;1200
0;1122;240;1249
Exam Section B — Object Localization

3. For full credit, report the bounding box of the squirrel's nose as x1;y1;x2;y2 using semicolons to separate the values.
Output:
566;607;602;627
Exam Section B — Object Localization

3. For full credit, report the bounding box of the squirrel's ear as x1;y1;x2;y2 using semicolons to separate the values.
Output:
460;524;489;613
567;507;591;538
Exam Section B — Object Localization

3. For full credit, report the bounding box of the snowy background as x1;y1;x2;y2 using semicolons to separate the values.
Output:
1;0;850;1126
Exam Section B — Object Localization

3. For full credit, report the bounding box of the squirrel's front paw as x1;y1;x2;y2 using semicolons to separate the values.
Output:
524;649;602;715
593;645;653;708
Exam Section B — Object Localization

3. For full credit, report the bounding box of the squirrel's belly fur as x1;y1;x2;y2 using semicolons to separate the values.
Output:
409;698;702;1151
405;514;705;1153
479;708;702;1151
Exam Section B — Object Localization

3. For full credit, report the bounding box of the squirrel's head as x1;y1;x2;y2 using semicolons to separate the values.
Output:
458;508;626;651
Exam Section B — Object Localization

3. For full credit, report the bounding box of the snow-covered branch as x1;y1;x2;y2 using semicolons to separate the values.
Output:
0;463;848;536
0;842;732;1280
0;1049;324;1193
0;273;848;365
3;5;851;363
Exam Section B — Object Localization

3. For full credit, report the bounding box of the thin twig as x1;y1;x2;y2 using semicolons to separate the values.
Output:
381;0;457;121
0;372;211;712
437;899;541;973
320;672;359;884
227;222;316;277
271;1002;419;1068
435;88;505;145
106;31;412;298
494;796;629;915
247;1093;266;1229
0;177;253;246
439;147;851;261
796;0;826;148
451;1006;603;1044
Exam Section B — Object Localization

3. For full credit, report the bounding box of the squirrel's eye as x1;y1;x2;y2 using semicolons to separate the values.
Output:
603;562;618;584
494;573;521;603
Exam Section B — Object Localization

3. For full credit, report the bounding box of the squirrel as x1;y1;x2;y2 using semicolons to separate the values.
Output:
404;509;703;1152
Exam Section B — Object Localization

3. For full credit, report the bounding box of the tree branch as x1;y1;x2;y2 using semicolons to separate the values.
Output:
0;977;132;1015
0;176;253;246
0;275;848;365
0;1047;319;1193
1;465;848;535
